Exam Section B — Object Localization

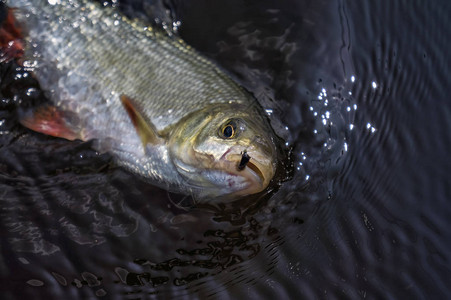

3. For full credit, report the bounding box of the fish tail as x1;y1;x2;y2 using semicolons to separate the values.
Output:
0;5;25;63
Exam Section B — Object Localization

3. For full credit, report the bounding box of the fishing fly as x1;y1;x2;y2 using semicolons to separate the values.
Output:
238;150;251;170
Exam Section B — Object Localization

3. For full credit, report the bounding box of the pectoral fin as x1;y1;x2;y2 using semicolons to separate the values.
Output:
120;95;162;146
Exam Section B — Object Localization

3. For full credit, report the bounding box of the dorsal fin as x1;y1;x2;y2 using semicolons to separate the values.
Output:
120;95;163;146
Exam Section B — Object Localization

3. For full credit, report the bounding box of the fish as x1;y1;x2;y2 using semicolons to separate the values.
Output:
1;0;280;202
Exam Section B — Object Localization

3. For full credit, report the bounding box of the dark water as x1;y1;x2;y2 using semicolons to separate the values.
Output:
1;0;450;299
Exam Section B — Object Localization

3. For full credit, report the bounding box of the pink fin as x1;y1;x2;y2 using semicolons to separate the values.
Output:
20;106;80;141
0;8;24;62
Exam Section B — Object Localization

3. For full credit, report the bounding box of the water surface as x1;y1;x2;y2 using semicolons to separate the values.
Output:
0;0;450;299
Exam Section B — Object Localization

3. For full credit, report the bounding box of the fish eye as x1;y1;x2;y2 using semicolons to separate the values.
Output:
220;120;237;139
223;125;234;138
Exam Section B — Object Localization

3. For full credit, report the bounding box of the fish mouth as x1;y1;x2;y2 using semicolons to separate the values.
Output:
172;148;274;200
246;161;265;184
220;152;273;197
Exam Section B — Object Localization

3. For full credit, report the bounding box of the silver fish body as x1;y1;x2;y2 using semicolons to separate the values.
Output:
7;0;279;202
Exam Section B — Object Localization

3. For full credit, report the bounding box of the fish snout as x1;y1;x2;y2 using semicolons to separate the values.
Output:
224;148;275;196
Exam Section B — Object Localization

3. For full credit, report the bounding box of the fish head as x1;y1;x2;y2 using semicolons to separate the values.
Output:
168;103;277;202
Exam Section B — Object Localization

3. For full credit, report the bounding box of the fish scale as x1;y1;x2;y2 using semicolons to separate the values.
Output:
11;0;246;130
6;0;278;201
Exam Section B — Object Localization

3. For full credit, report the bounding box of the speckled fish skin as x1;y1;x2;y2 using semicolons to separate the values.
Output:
8;0;278;201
